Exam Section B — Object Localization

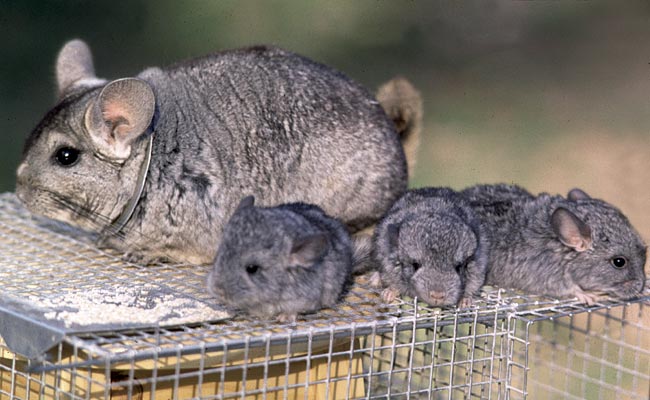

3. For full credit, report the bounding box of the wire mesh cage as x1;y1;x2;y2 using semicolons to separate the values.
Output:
0;193;648;400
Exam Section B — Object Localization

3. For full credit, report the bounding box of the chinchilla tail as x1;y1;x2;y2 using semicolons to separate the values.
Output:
351;232;376;274
376;76;423;179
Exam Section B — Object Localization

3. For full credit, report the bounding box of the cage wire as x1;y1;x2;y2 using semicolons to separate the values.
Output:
0;193;648;400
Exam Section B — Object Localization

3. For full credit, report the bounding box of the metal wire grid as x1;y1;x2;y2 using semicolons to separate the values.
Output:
0;194;227;337
0;192;648;399
515;301;650;400
3;288;649;399
1;294;519;399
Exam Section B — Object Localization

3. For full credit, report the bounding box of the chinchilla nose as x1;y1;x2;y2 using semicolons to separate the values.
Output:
624;278;645;294
428;291;446;303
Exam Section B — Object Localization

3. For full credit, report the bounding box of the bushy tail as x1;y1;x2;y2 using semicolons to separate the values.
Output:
377;76;423;178
351;233;376;274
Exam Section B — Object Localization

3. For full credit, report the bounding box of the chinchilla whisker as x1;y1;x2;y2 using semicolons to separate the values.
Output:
41;195;187;264
42;195;127;239
47;195;111;226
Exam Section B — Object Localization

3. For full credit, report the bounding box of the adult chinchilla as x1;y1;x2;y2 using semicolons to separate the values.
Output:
16;39;421;264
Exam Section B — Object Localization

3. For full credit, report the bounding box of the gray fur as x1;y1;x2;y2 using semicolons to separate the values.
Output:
207;196;352;321
460;184;647;304
350;233;375;274
372;187;489;307
461;183;534;206
16;40;413;264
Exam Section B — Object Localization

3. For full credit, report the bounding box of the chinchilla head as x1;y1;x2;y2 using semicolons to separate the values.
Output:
550;190;647;299
208;196;330;317
385;213;477;306
15;39;155;232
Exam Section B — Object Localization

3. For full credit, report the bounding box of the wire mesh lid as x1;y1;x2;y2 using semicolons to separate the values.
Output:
0;193;229;358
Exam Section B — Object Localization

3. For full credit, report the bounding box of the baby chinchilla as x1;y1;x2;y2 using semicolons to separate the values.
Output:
372;187;489;308
207;196;353;322
461;184;647;305
16;39;420;264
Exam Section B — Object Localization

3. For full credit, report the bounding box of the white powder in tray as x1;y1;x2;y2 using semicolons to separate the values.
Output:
31;285;230;328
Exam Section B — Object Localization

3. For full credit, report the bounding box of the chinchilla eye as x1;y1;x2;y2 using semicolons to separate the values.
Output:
412;262;421;271
610;256;627;269
245;264;260;274
54;147;81;167
454;263;462;273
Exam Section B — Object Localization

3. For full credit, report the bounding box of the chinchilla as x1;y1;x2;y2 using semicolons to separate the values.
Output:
16;39;421;264
207;196;353;322
460;184;647;304
372;187;489;308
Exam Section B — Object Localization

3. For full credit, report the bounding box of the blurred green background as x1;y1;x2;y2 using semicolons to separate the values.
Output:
1;0;649;240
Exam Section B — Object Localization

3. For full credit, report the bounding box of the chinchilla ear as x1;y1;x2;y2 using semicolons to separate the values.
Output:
234;196;255;214
551;207;593;252
567;188;591;201
454;226;477;264
386;223;401;253
56;39;101;97
289;233;329;267
85;78;155;160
